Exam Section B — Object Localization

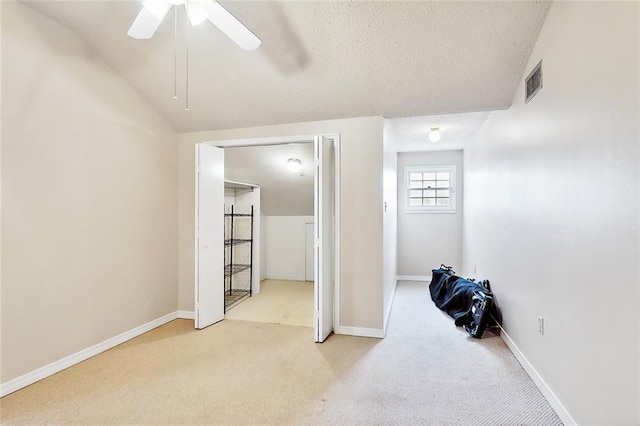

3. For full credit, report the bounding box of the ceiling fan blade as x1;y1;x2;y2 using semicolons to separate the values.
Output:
127;2;170;39
202;1;261;50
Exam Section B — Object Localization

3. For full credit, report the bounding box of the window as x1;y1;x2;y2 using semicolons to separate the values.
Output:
404;165;456;213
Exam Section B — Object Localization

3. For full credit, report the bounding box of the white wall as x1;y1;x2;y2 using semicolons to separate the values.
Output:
1;3;178;383
463;2;639;424
224;188;236;211
397;150;463;276
265;216;314;281
178;117;385;331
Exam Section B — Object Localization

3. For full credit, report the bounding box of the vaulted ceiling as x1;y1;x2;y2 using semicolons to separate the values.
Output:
18;1;551;215
22;1;551;133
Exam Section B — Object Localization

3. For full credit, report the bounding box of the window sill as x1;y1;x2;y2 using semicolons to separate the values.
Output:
403;208;457;214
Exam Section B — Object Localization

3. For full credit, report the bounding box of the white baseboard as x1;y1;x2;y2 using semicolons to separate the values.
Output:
382;279;398;337
336;326;385;339
498;324;577;426
177;310;195;320
396;275;431;282
0;311;180;398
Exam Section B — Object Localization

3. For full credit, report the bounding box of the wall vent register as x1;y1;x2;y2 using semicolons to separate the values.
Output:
525;60;543;103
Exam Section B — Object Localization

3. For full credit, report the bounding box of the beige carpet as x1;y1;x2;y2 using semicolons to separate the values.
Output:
0;281;562;425
225;279;314;327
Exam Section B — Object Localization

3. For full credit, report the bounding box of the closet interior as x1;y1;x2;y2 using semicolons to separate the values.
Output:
221;142;314;326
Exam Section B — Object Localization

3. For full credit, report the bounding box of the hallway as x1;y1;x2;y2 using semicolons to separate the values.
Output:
309;281;562;425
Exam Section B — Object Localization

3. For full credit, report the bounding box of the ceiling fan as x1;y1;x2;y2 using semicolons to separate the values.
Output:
127;0;261;50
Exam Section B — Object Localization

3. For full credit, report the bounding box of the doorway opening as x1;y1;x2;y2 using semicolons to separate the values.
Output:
223;142;313;326
194;134;340;343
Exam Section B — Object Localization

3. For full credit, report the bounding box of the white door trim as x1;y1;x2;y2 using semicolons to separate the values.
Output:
331;134;341;334
194;133;341;338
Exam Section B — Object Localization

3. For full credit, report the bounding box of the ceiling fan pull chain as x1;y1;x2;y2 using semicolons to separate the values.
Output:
173;5;178;100
185;0;190;112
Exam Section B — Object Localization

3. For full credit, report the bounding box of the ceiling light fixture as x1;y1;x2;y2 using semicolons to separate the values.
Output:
429;127;442;143
187;2;208;26
129;0;261;50
128;0;261;112
143;0;170;21
287;158;302;173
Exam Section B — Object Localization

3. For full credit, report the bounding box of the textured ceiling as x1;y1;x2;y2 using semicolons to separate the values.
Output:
22;1;551;133
224;143;314;216
388;111;492;152
222;110;488;216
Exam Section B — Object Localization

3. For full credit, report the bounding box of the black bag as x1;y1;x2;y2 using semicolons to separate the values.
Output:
430;265;494;338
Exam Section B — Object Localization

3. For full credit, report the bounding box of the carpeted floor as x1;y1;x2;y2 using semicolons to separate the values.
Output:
0;281;562;425
225;279;314;327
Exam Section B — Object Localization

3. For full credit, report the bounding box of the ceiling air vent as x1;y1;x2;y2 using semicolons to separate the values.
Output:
525;60;543;103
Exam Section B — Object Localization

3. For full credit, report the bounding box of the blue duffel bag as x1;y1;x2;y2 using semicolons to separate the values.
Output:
430;265;494;338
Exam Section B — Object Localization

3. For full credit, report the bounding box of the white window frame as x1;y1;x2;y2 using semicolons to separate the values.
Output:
404;165;457;214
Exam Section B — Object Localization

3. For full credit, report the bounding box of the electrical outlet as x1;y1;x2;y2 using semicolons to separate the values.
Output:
538;316;545;335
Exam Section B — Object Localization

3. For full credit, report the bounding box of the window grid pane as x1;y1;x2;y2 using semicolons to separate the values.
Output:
408;170;452;207
405;166;456;210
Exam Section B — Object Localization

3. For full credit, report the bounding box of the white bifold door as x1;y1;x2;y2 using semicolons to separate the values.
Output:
195;138;335;341
195;144;225;329
314;135;335;343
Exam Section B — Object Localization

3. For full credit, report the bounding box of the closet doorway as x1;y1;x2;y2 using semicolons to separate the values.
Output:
194;134;339;343
223;143;311;326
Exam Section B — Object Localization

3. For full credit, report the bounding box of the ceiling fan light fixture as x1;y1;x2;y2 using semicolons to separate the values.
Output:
287;158;302;173
129;0;261;50
429;127;442;143
143;0;171;21
202;1;261;50
187;2;208;26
